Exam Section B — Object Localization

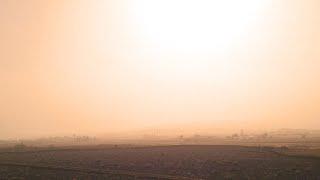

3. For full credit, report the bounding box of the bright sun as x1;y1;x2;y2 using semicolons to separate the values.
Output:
130;0;267;55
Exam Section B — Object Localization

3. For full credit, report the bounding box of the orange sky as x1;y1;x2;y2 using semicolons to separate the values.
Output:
1;0;320;139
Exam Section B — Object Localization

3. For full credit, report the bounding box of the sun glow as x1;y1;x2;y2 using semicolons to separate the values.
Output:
127;0;269;89
130;0;268;55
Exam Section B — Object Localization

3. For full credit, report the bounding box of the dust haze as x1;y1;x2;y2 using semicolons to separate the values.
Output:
1;0;320;140
1;0;320;179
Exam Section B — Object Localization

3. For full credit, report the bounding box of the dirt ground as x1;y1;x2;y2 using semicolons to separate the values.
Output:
0;145;319;179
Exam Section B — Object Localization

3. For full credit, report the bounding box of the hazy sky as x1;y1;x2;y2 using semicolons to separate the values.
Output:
1;0;320;139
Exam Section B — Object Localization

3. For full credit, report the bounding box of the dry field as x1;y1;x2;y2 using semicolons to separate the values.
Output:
0;145;319;179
